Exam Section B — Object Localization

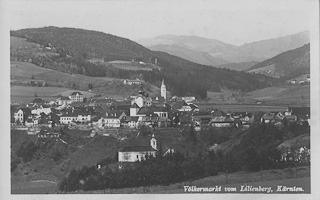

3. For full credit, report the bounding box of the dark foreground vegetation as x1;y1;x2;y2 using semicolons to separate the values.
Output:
55;121;309;192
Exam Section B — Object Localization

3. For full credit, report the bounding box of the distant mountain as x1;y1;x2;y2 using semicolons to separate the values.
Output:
137;35;237;55
219;31;310;63
148;44;229;66
10;27;278;98
248;43;310;79
138;31;310;63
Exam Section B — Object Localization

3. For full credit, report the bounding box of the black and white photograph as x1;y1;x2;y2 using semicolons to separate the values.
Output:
1;0;319;199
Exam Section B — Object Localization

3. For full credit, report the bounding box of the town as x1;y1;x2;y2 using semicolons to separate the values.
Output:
11;78;310;163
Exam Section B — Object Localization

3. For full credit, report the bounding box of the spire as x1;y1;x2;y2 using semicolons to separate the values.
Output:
161;78;165;86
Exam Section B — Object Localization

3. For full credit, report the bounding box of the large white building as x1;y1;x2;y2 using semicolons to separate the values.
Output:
69;92;84;102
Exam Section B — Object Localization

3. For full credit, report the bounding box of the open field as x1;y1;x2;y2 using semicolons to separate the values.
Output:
10;36;40;49
206;85;310;106
11;176;58;194
106;60;162;71
10;86;96;103
198;104;288;112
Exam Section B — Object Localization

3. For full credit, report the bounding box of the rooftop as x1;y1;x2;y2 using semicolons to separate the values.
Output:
119;146;157;152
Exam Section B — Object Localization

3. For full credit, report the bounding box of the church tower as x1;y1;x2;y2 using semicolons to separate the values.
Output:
150;134;157;150
160;79;166;102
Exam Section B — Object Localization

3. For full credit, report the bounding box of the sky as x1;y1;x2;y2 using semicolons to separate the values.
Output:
8;0;315;46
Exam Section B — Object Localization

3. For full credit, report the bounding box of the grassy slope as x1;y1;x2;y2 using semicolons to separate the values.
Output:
10;61;161;102
245;85;310;105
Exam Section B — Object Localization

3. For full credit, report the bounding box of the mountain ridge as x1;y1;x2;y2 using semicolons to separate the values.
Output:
137;31;310;64
10;26;280;99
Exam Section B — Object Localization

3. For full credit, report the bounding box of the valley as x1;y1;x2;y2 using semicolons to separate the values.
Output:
9;26;311;195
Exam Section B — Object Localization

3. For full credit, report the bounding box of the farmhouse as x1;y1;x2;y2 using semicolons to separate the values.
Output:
118;135;157;162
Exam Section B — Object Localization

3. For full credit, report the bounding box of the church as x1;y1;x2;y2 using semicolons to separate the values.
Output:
130;79;167;117
118;134;158;162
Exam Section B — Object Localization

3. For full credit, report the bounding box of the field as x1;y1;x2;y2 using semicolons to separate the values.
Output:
205;85;310;106
106;61;162;71
198;104;288;113
11;86;96;103
10;36;40;49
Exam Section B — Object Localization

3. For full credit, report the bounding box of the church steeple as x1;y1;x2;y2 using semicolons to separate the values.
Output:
160;78;166;102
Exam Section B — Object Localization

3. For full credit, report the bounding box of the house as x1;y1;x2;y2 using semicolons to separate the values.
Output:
31;107;52;117
137;116;158;127
182;97;196;103
69;92;84;102
158;117;171;127
261;113;276;123
118;135;157;162
121;116;139;128
59;112;78;124
123;79;142;85
103;117;121;128
106;110;127;120
231;112;254;124
56;96;72;105
210;111;234;127
13;108;31;124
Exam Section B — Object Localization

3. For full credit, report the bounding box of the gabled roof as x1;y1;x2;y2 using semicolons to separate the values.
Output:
70;91;83;95
20;108;32;115
130;103;140;108
119;146;157;152
137;106;154;115
58;96;70;100
171;101;188;110
122;116;139;122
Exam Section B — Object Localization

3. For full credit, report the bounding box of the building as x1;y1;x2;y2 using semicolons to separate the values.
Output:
160;79;167;102
69;92;84;102
123;79;142;85
56;96;71;106
118;135;157;162
13;108;31;124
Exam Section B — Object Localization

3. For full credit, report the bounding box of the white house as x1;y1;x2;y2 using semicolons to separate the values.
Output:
14;109;24;123
100;117;121;128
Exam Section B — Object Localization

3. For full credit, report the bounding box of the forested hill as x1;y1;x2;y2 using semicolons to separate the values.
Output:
11;27;279;99
248;44;310;80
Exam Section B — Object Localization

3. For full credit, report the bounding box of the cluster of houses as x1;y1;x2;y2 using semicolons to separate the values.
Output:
11;82;310;133
10;81;311;163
